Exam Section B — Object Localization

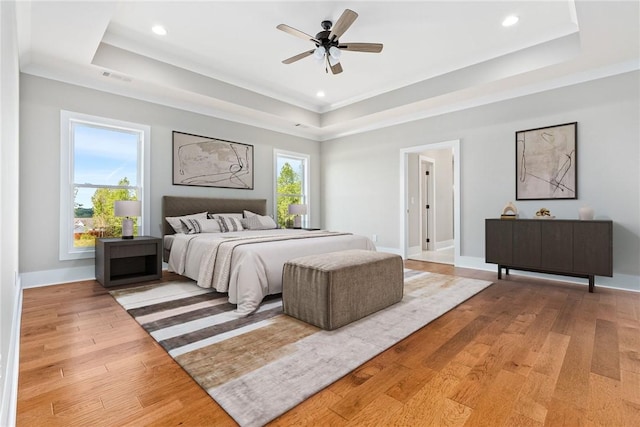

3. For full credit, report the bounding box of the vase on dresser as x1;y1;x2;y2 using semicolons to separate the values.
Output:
579;206;594;220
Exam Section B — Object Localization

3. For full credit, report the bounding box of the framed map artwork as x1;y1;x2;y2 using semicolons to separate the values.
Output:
516;122;577;200
172;131;254;189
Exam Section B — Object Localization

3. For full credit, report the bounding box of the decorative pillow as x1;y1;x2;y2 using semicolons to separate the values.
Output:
181;218;222;234
241;214;278;230
243;210;258;218
207;212;243;220
217;216;244;232
165;212;207;234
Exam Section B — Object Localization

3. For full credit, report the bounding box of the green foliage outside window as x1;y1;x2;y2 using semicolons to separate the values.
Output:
74;177;138;247
276;162;303;228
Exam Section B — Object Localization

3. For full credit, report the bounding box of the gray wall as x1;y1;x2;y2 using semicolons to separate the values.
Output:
1;1;21;423
19;74;320;280
321;71;640;291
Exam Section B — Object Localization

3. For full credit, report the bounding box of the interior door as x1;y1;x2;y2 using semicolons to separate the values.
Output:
421;161;434;251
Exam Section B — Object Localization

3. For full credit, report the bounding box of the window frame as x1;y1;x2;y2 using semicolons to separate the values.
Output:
273;149;310;228
59;110;150;260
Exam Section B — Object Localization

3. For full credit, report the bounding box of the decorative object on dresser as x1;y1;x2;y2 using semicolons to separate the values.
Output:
516;122;577;200
535;207;555;218
485;218;612;292
500;201;518;219
287;203;307;228
95;236;162;287
114;200;141;239
579;206;595;220
172;131;254;189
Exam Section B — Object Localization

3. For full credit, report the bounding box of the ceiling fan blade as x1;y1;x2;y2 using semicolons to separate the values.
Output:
282;49;315;64
338;42;383;53
330;61;343;75
329;9;358;41
276;24;320;44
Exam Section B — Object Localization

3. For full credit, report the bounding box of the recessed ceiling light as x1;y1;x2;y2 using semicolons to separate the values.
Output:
316;91;325;98
502;15;519;27
152;25;167;36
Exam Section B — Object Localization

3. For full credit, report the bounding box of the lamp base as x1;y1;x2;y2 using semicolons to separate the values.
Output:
293;215;302;228
121;218;134;239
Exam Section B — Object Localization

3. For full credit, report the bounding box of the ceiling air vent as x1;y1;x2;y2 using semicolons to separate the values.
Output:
101;71;132;83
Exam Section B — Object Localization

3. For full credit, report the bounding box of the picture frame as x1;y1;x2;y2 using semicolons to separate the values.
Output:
516;122;577;200
172;131;254;190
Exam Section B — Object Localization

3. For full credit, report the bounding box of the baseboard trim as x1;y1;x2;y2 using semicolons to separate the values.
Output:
20;265;95;289
435;240;454;251
376;246;402;256
456;255;640;293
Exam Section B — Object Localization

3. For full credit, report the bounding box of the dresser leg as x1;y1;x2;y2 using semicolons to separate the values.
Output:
498;266;502;280
589;276;595;293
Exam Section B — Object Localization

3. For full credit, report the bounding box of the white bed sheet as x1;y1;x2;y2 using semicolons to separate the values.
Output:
166;229;376;315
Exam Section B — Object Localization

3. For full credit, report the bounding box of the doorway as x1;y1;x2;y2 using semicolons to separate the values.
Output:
399;140;460;265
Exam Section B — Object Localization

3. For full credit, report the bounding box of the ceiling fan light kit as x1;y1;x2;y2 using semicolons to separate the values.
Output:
277;9;383;75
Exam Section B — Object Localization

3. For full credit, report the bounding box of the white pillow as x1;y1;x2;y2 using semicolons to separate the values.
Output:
166;212;208;233
182;218;222;234
208;212;243;219
242;214;277;230
217;216;244;232
243;210;258;218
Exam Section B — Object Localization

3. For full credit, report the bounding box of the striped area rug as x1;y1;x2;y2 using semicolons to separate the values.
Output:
110;271;492;427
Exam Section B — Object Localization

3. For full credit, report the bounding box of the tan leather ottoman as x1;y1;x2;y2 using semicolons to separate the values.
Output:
282;249;404;330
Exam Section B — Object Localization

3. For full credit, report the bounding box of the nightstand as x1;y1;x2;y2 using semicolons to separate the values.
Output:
95;236;162;287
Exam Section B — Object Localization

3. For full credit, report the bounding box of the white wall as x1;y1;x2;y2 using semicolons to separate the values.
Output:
19;74;320;284
0;1;21;424
322;71;640;291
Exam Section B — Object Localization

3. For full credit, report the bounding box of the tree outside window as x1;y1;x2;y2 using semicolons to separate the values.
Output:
275;152;308;228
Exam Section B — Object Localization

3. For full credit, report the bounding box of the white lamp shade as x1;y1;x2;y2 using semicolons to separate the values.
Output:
313;46;326;60
328;46;341;59
288;204;307;215
114;200;141;217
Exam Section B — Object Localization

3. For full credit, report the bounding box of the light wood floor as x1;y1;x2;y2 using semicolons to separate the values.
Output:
17;262;640;426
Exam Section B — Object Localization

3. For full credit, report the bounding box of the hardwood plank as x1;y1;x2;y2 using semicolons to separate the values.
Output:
621;369;640;406
587;373;625;426
552;312;596;409
461;369;526;426
619;324;640;374
591;318;620;380
511;332;571;423
329;362;411;420
388;361;471;426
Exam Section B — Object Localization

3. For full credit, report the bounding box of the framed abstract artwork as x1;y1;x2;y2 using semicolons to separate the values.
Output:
516;122;577;200
172;131;254;189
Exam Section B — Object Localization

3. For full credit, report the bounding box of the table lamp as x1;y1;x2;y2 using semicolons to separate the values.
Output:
288;204;307;228
114;200;141;239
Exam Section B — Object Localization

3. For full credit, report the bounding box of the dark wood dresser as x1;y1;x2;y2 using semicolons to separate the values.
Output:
485;218;613;292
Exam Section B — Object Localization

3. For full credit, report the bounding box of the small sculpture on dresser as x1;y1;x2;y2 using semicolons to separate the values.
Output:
501;201;518;219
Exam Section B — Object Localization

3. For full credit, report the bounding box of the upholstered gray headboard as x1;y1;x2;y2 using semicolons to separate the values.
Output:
162;196;268;236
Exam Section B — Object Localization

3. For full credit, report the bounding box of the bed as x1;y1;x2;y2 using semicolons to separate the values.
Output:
162;196;376;316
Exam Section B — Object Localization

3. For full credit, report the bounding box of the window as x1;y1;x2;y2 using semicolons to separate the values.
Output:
274;150;309;228
60;111;150;260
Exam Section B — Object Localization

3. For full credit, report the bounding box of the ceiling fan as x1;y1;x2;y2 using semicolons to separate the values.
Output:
276;9;383;75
